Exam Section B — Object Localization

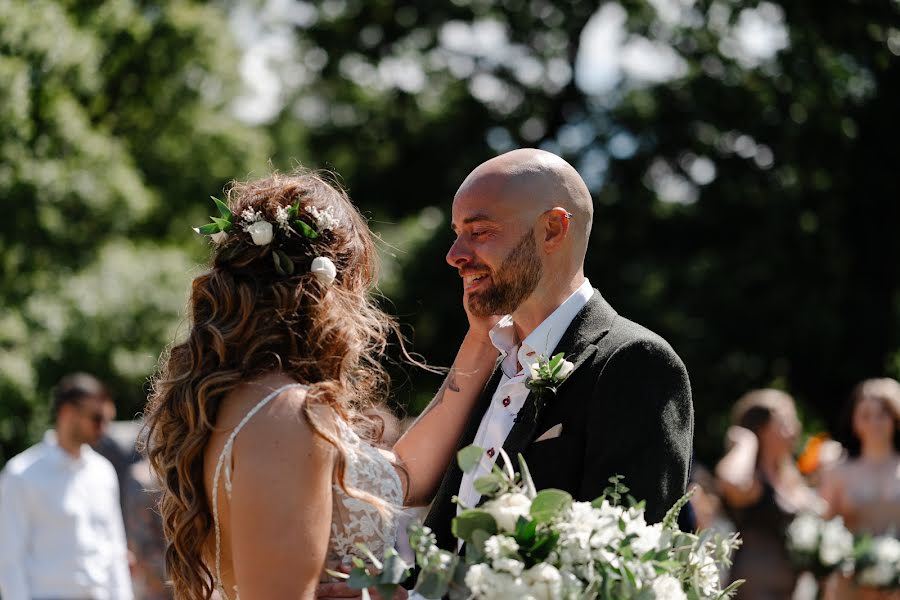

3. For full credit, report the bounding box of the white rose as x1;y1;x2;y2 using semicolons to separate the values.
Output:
247;220;274;245
651;574;687;600
310;256;337;285
819;517;854;567
787;513;821;553
482;493;532;533
872;536;900;564
522;564;562;600
631;522;663;556
555;359;574;379
492;558;524;576
528;362;542;381
858;563;896;587
210;231;228;244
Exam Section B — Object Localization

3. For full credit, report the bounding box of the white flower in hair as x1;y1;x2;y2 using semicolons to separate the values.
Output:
210;231;228;245
240;208;263;231
274;206;291;232
310;256;337;285
306;205;339;232
247;220;274;245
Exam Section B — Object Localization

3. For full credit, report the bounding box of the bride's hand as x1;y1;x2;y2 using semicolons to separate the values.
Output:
462;293;501;341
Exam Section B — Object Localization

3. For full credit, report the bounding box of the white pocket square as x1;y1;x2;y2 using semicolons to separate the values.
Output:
535;423;563;442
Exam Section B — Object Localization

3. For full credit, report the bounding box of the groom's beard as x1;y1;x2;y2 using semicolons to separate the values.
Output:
466;230;542;317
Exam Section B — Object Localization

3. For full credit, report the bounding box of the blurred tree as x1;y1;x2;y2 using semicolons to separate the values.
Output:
250;0;899;461
0;0;270;464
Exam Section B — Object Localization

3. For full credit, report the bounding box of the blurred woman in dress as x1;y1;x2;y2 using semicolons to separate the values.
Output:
820;378;900;600
715;389;823;599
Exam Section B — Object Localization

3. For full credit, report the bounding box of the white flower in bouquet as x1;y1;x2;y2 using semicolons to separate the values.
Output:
690;548;722;597
786;512;821;553
482;493;531;533
484;536;520;562
857;537;900;587
651;574;688;600
522;563;563;600
819;517;854;567
872;536;900;564
465;564;528;600
628;517;664;556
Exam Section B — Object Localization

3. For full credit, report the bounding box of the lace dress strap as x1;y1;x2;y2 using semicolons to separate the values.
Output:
211;383;307;600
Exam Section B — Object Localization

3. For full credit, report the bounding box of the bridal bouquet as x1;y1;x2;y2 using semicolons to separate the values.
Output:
852;534;900;589
342;446;743;599
785;512;855;577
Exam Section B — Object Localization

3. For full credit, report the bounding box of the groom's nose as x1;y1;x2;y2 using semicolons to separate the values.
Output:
446;237;471;268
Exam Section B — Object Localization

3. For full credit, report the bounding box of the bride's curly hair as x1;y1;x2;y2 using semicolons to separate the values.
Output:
142;170;397;599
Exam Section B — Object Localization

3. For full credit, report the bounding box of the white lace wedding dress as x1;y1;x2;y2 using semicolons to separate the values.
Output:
210;383;403;600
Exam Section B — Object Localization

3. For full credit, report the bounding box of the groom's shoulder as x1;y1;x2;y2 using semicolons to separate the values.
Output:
600;313;685;372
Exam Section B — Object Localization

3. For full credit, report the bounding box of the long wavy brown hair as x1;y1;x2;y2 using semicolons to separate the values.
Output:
142;171;397;599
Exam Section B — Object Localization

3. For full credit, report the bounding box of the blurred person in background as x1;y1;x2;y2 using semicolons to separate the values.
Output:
715;389;822;600
124;456;170;600
93;394;136;514
819;377;900;600
0;373;133;600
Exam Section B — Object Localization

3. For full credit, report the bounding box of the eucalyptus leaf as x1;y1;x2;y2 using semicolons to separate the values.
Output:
451;510;497;543
456;445;484;473
473;473;502;496
347;568;376;590
530;488;573;523
272;251;286;276
379;551;410;584
414;569;451;599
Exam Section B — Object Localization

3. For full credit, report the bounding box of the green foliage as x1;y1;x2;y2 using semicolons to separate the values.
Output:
0;0;269;463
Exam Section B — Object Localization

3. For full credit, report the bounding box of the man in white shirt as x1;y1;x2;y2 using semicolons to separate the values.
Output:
0;373;134;600
422;148;693;552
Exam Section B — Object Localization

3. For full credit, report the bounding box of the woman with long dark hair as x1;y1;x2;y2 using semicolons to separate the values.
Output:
142;171;497;599
821;378;900;600
715;389;822;599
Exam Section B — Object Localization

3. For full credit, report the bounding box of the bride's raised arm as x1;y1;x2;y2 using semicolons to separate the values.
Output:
393;314;499;506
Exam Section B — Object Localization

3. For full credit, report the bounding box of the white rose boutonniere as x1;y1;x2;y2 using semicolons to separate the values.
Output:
525;352;575;395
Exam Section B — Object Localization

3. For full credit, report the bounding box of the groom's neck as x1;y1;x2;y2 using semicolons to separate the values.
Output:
511;274;586;341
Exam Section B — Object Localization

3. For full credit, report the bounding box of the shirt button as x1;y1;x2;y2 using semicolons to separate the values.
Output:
487;448;495;458
502;397;511;407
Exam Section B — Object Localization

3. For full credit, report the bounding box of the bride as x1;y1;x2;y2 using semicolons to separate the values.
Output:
142;172;497;599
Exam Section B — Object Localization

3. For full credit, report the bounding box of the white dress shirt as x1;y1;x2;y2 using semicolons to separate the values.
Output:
0;431;134;600
458;279;594;514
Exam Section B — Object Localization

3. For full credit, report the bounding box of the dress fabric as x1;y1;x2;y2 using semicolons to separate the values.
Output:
210;383;402;600
729;479;798;600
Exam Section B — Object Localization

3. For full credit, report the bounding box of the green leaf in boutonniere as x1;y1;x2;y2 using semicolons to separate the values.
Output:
524;352;575;418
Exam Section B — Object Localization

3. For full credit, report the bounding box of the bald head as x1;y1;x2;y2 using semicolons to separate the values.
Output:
456;149;594;257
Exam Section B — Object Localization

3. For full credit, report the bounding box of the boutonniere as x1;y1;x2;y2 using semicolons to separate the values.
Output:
523;352;575;419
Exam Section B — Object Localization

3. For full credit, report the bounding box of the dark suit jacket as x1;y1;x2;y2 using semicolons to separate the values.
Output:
422;290;694;551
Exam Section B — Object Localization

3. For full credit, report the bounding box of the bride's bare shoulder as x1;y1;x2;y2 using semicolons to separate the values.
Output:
216;374;335;450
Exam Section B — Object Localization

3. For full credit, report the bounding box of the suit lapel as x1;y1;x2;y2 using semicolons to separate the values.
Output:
500;291;616;460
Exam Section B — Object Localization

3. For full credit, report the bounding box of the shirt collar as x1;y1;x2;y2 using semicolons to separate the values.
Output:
488;279;594;374
43;429;89;466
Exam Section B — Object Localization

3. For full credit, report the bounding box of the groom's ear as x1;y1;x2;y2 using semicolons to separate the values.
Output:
540;206;571;253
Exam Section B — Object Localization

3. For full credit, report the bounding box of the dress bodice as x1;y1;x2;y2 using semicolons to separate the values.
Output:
840;458;900;535
211;384;402;600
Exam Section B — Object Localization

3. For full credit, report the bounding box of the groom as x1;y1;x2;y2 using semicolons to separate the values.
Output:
423;148;693;551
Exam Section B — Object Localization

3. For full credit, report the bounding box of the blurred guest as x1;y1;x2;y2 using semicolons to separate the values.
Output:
0;373;134;600
124;458;170;600
94;394;136;514
715;389;822;600
820;378;900;600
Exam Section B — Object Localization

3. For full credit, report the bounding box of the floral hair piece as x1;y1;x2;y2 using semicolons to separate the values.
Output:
193;195;338;285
